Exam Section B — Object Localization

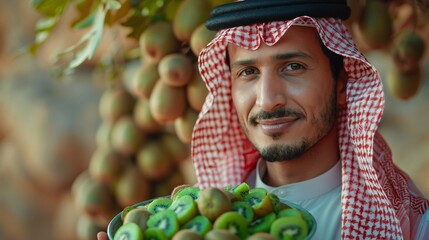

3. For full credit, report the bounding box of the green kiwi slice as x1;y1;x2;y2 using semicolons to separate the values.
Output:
244;191;274;217
270;216;308;240
147;198;173;214
244;188;266;206
114;222;143;240
249;187;268;195
147;209;179;238
301;211;315;232
123;208;152;232
232;182;250;200
169;195;198;225
268;193;283;213
248;212;276;234
213;211;249;239
172;186;201;201
232;201;254;223
143;227;168;240
182;215;213;236
277;208;303;218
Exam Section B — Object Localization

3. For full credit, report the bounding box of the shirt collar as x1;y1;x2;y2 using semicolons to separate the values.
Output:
255;159;342;201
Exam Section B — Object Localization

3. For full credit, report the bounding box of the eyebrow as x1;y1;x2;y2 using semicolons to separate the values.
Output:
273;52;313;61
230;51;313;68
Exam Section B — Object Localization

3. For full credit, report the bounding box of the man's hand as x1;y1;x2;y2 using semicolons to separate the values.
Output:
97;232;108;240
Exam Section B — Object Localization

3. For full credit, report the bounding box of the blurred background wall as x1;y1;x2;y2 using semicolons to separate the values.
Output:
0;0;428;240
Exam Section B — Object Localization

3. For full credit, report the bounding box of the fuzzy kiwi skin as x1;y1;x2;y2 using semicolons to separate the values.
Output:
171;229;203;240
123;208;151;232
204;229;240;240
197;187;232;221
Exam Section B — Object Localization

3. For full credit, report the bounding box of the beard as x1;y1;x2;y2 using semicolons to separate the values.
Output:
241;86;338;163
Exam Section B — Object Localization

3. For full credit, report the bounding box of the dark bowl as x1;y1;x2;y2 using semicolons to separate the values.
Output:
107;197;317;239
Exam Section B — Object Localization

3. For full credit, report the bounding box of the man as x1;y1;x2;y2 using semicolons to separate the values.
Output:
99;1;428;239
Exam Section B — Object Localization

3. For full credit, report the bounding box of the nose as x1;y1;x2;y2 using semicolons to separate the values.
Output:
255;72;286;111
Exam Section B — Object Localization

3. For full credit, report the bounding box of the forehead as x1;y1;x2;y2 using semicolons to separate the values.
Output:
227;26;322;60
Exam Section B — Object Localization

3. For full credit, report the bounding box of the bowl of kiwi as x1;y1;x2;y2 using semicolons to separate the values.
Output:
108;182;317;240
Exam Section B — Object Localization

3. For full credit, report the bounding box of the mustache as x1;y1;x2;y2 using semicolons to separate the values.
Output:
249;108;305;125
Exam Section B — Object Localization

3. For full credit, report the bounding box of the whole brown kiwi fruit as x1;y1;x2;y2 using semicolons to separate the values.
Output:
197;187;232;221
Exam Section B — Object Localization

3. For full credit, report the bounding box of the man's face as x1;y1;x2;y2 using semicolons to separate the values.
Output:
228;26;340;162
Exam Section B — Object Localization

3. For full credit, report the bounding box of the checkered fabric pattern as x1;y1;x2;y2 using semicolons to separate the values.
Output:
193;16;429;239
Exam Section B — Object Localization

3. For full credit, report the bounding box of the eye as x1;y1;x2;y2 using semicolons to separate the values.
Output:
285;63;305;71
238;67;258;77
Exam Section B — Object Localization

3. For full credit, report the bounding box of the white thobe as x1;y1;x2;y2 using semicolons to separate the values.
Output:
246;159;429;240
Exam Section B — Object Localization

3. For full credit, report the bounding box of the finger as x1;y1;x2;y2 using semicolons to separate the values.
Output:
97;231;108;240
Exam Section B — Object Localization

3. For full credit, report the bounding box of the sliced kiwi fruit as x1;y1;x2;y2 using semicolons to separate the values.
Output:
204;229;240;240
113;182;315;239
198;187;232;221
147;209;180;238
213;211;249;239
232;201;254;223
171;184;192;198
232;182;250;200
143;227;168;240
245;190;274;217
244;188;267;206
169;195;198;225
182;215;212;236
247;232;277;240
171;229;203;240
270;216;308;240
277;208;303;218
301;211;315;233
114;222;143;240
249;212;276;234
268;193;283;213
147;198;173;214
123;208;152;232
172;185;201;201
249;187;268;196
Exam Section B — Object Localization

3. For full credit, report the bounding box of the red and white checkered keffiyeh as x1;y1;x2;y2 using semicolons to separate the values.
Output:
192;16;428;239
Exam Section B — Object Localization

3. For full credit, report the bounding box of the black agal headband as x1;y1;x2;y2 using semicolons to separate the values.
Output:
205;0;351;31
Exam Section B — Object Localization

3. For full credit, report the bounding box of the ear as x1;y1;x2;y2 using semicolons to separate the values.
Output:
336;67;347;105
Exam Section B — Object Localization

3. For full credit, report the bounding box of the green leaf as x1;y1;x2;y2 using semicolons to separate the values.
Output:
73;11;96;29
69;7;106;68
53;5;107;73
29;16;60;55
31;0;74;17
71;0;99;29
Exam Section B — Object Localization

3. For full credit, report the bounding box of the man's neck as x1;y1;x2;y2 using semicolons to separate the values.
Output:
262;127;340;187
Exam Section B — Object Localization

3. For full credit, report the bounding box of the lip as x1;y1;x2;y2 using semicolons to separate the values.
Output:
256;117;298;135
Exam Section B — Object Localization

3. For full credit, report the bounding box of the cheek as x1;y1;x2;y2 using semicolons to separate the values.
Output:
232;85;254;120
